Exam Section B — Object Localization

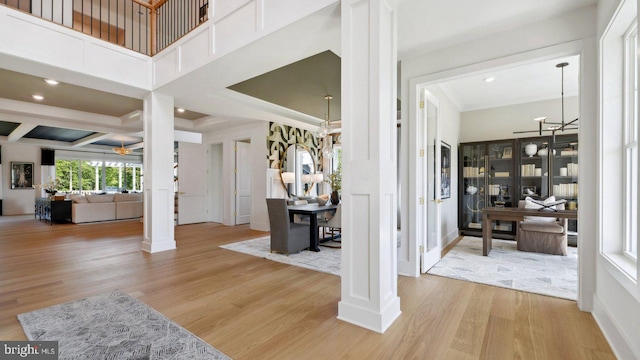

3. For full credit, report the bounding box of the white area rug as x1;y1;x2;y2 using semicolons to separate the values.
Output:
220;236;340;276
428;236;577;300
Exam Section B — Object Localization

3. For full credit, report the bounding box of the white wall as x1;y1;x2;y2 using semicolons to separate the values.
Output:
1;143;40;215
460;97;579;143
425;84;461;247
209;143;224;223
203;122;269;232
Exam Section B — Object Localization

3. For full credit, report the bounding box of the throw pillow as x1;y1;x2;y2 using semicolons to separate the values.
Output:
70;195;88;204
524;196;560;223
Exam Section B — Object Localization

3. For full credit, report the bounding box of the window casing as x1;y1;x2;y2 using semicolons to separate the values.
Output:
624;22;638;261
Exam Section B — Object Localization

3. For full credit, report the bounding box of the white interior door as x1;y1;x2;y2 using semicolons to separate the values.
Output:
177;142;208;225
235;141;251;225
421;90;442;273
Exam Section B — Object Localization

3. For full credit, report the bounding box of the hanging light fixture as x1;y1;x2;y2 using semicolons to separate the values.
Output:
315;95;334;139
113;140;132;156
514;62;578;137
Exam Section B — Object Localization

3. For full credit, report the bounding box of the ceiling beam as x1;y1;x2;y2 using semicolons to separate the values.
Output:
8;123;38;142
72;133;112;147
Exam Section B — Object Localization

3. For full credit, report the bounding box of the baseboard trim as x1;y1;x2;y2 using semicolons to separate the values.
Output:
592;295;638;360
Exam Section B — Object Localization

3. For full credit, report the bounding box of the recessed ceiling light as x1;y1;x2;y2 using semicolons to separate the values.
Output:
176;108;185;113
484;77;495;83
44;79;59;85
32;95;44;101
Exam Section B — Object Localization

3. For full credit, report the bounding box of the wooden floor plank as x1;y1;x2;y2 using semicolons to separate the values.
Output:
0;217;615;359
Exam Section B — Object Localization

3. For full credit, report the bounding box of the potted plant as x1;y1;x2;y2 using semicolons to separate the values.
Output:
36;177;64;198
326;169;341;204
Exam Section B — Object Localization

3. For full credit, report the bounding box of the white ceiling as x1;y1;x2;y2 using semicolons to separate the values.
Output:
438;55;580;112
0;0;596;150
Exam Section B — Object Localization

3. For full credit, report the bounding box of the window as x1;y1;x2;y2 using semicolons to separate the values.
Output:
55;158;142;194
600;0;639;290
624;22;638;261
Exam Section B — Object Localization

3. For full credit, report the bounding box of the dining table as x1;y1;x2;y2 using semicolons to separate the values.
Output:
287;203;338;251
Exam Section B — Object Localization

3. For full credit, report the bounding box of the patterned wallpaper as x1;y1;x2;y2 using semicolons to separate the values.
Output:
267;122;320;170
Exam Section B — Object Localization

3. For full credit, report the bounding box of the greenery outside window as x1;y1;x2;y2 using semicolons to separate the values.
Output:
55;159;142;193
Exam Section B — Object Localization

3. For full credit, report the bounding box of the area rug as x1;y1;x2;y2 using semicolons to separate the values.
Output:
17;289;230;360
220;236;340;276
427;236;577;300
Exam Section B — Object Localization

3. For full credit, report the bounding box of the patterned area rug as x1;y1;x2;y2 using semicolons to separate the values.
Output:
428;236;577;300
220;236;340;276
17;290;230;360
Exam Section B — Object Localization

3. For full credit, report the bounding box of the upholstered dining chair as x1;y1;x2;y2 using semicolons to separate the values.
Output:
318;204;341;241
266;198;310;254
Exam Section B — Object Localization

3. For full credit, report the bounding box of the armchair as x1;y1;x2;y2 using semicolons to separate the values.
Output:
517;200;568;255
266;198;310;254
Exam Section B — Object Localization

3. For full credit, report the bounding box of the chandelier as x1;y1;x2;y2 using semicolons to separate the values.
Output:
514;62;578;137
315;95;334;139
113;140;132;156
314;95;338;158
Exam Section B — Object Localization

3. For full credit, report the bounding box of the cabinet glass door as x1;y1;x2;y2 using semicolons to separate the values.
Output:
519;137;550;200
487;140;515;232
551;135;578;203
552;134;579;240
461;143;486;230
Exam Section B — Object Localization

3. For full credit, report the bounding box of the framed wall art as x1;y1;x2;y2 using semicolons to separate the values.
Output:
11;161;34;189
441;142;451;199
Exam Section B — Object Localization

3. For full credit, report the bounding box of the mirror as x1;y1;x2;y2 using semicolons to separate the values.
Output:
280;144;318;197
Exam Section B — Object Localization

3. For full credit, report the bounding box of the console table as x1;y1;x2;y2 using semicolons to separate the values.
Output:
482;207;577;256
35;198;72;225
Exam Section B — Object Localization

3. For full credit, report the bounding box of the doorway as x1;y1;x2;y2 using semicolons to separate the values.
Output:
235;140;251;225
403;47;585;304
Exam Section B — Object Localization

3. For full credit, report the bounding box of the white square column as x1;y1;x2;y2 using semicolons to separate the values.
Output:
142;92;176;253
338;0;400;333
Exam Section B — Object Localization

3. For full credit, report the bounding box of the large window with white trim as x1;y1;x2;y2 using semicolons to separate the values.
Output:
624;22;638;261
601;0;639;292
55;158;142;194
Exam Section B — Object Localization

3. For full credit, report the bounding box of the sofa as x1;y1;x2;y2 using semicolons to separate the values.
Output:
69;193;143;223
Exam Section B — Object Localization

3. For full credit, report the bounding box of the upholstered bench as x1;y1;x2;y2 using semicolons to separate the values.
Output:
516;198;568;256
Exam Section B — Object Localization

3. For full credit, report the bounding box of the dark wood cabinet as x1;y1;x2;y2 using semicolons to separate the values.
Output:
459;140;517;239
35;198;72;225
459;134;578;242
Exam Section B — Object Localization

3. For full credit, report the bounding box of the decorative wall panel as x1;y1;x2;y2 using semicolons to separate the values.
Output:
267;122;320;170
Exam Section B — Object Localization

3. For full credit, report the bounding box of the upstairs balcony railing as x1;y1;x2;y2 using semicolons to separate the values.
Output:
1;0;209;56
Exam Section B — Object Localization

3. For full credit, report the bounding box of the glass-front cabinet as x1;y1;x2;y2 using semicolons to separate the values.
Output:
459;140;516;238
516;134;578;203
518;137;551;200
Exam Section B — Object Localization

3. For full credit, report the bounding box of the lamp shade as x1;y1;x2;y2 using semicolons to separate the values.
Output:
282;172;295;184
301;174;312;183
312;173;324;183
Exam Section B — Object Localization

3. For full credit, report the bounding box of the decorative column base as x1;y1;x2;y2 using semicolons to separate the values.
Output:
338;298;401;333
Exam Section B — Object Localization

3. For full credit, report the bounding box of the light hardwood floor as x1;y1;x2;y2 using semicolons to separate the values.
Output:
0;216;614;359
